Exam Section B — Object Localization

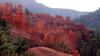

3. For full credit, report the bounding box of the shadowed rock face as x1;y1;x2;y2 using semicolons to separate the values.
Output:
28;47;73;56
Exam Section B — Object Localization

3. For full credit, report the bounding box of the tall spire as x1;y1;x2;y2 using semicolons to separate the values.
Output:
15;4;23;21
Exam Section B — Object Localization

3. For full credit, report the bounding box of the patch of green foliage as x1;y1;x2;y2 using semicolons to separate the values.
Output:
0;18;28;56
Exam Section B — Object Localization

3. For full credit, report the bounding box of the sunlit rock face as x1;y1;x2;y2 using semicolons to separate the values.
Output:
0;3;91;56
27;47;73;56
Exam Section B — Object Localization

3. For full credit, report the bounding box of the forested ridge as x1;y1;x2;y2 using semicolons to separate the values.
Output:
75;8;100;30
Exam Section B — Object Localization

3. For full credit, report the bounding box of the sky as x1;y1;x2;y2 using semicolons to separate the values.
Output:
36;0;100;12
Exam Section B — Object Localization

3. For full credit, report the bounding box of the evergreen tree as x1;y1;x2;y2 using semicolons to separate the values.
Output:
13;35;28;56
0;29;16;56
0;18;28;56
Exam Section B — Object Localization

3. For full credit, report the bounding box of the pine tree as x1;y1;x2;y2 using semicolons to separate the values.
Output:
13;35;28;56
